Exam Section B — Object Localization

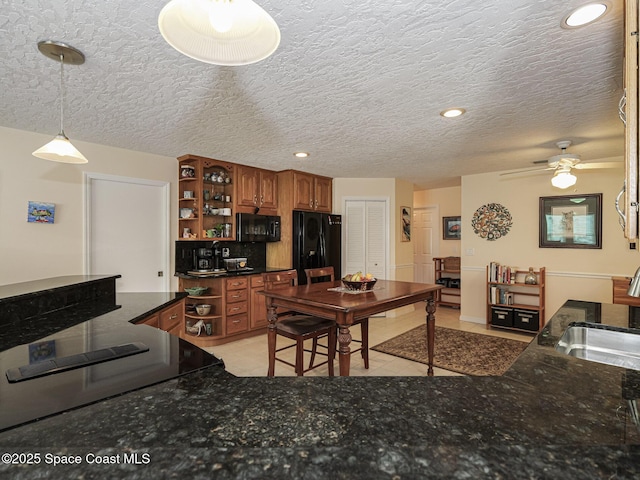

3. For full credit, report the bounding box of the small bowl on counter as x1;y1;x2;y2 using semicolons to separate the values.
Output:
195;304;212;316
185;286;208;296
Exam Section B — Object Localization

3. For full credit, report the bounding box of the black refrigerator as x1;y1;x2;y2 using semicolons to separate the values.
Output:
292;211;342;284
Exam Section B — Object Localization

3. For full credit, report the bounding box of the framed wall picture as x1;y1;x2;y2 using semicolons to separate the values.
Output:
539;193;602;249
401;206;411;242
27;201;55;224
443;216;461;240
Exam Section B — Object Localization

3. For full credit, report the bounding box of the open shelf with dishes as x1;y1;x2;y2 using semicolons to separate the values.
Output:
434;257;460;308
182;278;225;342
178;155;236;241
486;263;545;333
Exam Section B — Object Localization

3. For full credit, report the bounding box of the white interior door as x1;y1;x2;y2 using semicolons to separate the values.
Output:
344;199;387;280
413;206;437;283
85;173;170;292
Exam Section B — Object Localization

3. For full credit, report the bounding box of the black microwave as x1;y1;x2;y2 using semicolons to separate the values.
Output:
236;213;281;242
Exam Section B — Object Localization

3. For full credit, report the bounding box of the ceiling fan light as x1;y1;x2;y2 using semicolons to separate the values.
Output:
158;0;281;66
551;171;577;189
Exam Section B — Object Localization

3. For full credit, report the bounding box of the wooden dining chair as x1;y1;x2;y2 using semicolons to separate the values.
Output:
262;270;336;376
305;266;370;369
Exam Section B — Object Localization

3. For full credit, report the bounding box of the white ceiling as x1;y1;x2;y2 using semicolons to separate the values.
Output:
0;0;626;189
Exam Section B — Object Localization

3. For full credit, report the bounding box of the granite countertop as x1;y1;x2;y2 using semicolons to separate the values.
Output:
1;298;640;478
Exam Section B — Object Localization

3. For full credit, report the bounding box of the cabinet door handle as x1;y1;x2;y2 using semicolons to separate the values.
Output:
230;307;241;312
169;314;178;320
260;195;264;205
253;195;257;205
232;319;241;324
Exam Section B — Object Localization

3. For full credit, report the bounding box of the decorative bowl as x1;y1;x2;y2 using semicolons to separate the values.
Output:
185;286;207;296
342;278;377;291
195;304;212;316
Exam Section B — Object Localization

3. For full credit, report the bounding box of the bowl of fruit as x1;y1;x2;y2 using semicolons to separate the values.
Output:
342;272;377;291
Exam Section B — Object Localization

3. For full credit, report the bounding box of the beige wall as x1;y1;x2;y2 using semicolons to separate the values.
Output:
460;161;633;324
414;186;462;257
0;126;178;287
333;178;414;281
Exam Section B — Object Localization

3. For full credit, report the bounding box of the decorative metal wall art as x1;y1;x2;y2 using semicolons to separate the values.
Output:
471;203;512;241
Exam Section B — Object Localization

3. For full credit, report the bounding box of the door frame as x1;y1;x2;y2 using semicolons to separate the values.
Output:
83;172;171;291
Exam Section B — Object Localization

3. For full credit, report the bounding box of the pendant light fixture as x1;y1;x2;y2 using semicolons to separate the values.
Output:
158;0;280;66
32;40;88;164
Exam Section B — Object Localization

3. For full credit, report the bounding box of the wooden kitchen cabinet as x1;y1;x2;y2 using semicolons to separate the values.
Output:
137;299;184;337
612;276;640;306
178;154;236;241
177;274;271;346
291;171;332;212
236;165;278;214
250;275;267;329
268;169;333;268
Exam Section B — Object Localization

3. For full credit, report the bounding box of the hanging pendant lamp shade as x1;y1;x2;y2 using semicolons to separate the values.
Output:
158;0;281;66
32;41;88;164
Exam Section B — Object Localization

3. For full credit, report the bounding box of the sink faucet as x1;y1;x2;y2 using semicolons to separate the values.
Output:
628;267;640;297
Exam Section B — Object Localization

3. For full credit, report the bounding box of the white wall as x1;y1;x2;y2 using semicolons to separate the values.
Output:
0;126;178;287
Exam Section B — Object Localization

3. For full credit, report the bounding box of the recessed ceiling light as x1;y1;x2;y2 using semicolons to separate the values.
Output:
562;2;609;28
440;108;466;118
294;152;310;158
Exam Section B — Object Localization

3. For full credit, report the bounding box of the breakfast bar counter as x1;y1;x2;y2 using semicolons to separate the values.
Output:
1;292;640;478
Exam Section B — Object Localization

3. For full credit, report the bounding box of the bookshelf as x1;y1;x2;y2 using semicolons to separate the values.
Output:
486;263;545;333
434;257;460;309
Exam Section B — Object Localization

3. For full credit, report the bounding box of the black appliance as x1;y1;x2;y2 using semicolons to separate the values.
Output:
194;248;214;271
236;213;281;242
293;211;341;284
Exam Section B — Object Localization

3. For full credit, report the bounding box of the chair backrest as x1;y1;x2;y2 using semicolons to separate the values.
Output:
263;269;299;291
305;266;335;284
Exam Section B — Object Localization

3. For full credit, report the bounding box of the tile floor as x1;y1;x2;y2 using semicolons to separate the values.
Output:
204;304;534;377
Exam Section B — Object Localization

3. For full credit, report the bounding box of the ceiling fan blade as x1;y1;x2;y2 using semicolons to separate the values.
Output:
500;166;554;176
573;161;623;170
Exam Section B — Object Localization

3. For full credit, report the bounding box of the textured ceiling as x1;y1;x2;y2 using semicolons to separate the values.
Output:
0;0;626;189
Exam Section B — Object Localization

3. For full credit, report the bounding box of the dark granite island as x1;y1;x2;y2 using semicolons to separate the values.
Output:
0;279;639;479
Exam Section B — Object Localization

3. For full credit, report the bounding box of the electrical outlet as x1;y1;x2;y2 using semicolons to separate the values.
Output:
222;248;230;258
465;248;475;256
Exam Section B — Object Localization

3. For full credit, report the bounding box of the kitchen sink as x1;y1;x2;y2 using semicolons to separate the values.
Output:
555;322;640;371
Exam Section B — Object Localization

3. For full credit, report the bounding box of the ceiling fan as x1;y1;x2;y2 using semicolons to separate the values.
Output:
501;140;622;188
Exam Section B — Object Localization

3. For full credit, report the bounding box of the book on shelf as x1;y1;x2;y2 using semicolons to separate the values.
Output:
488;262;516;284
490;285;514;305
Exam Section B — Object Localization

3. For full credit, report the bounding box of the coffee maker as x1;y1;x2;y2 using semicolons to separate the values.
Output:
193;242;223;272
194;248;213;271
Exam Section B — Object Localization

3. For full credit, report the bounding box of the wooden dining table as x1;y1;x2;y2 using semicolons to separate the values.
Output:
260;279;442;376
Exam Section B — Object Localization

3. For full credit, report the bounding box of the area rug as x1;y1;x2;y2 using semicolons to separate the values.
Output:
372;325;531;376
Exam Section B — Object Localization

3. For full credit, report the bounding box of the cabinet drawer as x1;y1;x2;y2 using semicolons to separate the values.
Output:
139;313;160;328
250;275;265;288
513;309;539;331
227;289;248;303
491;307;513;327
226;302;248;316
226;314;248;334
226;277;248;290
159;301;183;331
